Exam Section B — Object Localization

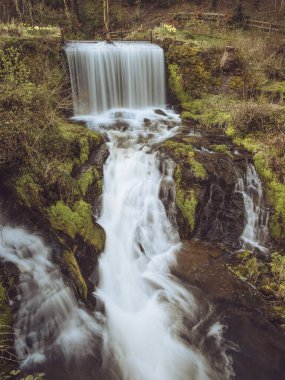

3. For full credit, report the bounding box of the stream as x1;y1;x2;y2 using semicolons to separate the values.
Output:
0;41;284;380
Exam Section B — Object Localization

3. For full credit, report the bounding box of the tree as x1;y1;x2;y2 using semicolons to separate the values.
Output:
211;0;218;10
103;0;110;34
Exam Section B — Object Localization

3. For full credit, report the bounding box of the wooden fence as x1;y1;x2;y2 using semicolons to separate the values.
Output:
92;30;153;42
175;12;285;34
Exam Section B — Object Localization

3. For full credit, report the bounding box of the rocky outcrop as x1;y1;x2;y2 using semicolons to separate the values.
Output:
160;130;250;250
0;122;108;307
174;240;285;380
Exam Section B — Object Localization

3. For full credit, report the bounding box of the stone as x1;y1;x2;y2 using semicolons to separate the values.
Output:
220;46;241;73
154;109;167;116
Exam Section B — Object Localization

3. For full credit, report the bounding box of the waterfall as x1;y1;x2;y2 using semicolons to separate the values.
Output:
0;224;98;368
66;42;234;379
65;42;166;115
236;163;269;253
0;41;234;379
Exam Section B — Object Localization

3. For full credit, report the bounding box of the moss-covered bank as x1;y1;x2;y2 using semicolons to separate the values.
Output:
0;37;107;318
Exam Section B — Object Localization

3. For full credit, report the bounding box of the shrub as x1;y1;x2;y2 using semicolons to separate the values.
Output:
232;101;285;135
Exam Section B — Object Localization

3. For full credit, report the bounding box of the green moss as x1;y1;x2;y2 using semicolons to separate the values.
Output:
188;152;207;179
252;151;285;240
212;144;230;153
181;95;235;127
225;125;236;137
174;165;198;233
168;63;189;104
48;201;77;238
15;174;43;210
78;167;100;196
229;76;244;91
230;251;285;330
234;136;263;154
63;251;88;300
176;187;198;232
0;283;12;328
163;140;193;159
254;151;274;181
79;137;89;164
58;122;102;165
262;80;285;93
48;200;105;252
73;200;105;252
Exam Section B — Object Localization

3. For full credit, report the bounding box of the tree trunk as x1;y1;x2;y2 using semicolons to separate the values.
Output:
13;0;22;21
63;0;72;24
103;0;110;33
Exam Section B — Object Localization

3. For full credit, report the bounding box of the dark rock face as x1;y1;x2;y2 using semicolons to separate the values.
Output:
194;151;246;249
90;142;109;172
160;132;250;250
196;181;245;249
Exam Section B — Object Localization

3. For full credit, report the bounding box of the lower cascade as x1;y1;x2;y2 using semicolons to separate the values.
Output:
0;225;98;368
235;163;269;253
82;110;234;380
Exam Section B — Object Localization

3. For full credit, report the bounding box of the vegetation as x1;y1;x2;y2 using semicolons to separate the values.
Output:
0;33;105;318
158;17;285;331
229;251;285;330
161;139;207;235
0;0;285;372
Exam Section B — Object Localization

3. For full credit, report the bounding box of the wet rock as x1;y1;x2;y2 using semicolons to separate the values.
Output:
160;134;248;249
154;109;167;116
174;239;285;380
90;143;109;170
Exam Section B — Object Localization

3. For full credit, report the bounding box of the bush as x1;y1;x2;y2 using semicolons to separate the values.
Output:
232;101;285;135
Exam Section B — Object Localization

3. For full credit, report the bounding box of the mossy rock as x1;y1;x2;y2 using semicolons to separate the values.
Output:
48;200;105;253
162;140;206;180
15;174;43;211
58;122;103;165
63;251;88;300
160;138;208;237
167;43;223;101
77;167;101;196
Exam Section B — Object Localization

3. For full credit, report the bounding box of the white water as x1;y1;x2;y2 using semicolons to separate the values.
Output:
65;42;166;115
85;112;232;380
67;41;234;380
0;41;235;379
0;225;98;368
236;163;269;253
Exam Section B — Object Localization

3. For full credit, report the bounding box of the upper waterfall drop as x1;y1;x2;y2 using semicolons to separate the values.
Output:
65;42;166;115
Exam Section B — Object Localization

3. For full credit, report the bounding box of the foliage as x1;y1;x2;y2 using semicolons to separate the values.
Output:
167;44;222;100
229;251;285;330
153;23;177;38
232;101;285;136
212;144;230;154
182;95;234;128
0;370;46;380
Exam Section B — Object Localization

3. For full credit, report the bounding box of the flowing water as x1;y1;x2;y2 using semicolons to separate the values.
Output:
67;42;234;380
65;42;166;115
235;163;269;253
0;41;236;379
0;225;99;369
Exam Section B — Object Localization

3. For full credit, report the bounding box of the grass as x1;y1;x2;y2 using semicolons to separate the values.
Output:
229;251;285;330
0;23;61;39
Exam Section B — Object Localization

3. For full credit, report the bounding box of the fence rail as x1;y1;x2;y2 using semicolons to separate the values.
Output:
175;12;285;34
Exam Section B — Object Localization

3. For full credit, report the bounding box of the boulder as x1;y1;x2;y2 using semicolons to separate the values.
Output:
220;46;242;73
